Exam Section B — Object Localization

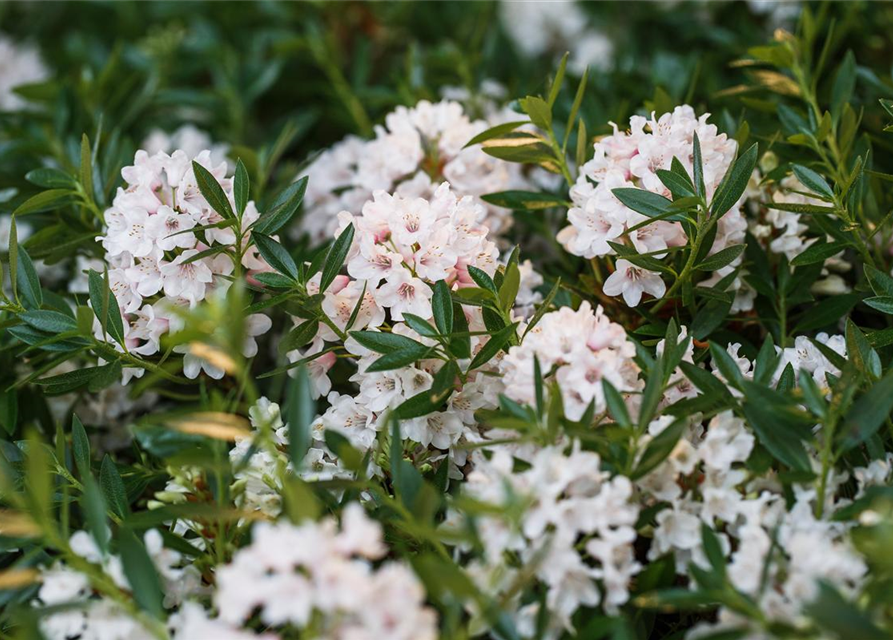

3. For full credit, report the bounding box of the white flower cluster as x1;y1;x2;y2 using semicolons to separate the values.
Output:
35;530;202;640
499;0;614;74
212;504;438;640
748;173;852;295
0;35;47;111
559;106;749;308
638;409;866;638
293;183;528;459
301;98;530;243
499;301;641;421
449;445;640;638
96;149;272;381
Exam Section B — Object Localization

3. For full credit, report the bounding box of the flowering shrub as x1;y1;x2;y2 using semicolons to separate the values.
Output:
3;3;893;640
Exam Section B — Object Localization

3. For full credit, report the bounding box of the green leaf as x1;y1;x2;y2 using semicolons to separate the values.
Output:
118;528;164;619
790;241;847;266
709;342;744;390
692;132;706;198
464;120;529;148
632;417;688;479
253;176;308;235
100;454;128;519
0;389;15;435
612;188;674;218
695;245;745;271
520;95;552;130
16;246;43;310
251;232;299;281
25;168;77;190
71;415;91;478
191;160;235;220
401;314;439;339
793;293;861;333
350;330;428;354
839;368;893;451
20;310;78;334
281;320;318;353
709;143;758;218
80;134;94;205
792;165;833;200
499;260;520;313
831;51;857;122
233;158;250;217
742;382;812;472
87;269;125;344
865;265;893;297
432;280;453;336
602;380;631;428
467;323;517;372
12;189;73;218
480;132;558;170
864;296;893;314
366;346;433;373
390;418;423;509
480;191;569;211
804;582;887;640
286;365;315;467
81;477;109;554
320;223;354;293
547;52;568;108
656;169;695;199
467;266;498;294
701;523;726;578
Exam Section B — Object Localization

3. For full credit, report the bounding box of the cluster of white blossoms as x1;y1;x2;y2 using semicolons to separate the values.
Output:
499;301;641;421
748;172;852;295
498;0;614;74
638;410;867;639
559;106;750;308
0;35;47;111
301;98;530;243
290;182;543;466
35;530;202;640
211;504;438;640
96;149;272;382
446;445;640;639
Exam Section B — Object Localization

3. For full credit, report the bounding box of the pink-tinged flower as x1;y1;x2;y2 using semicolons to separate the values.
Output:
602;260;666;307
375;270;433;320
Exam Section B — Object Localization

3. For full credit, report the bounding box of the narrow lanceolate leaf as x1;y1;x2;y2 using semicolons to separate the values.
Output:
100;455;128;519
253;176;308;235
632;417;688;480
694;245;745;271
611;188;674;218
119;528;164;618
480;191;570;211
12;189;73;217
320;223;354;293
656;168;695;199
286;365;315;467
191;160;235;220
464;120;529;149
790;241;847;266
432;280;453;336
87;270;125;344
792;165;834;200
71;414;91;478
20;310;77;334
233;158;250;216
16;247;43;310
350;330;428;354
709;142;758;218
467;322;517;372
251;232;299;281
80;134;94;204
692;132;706;199
366;346;433;373
839;368;893;451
